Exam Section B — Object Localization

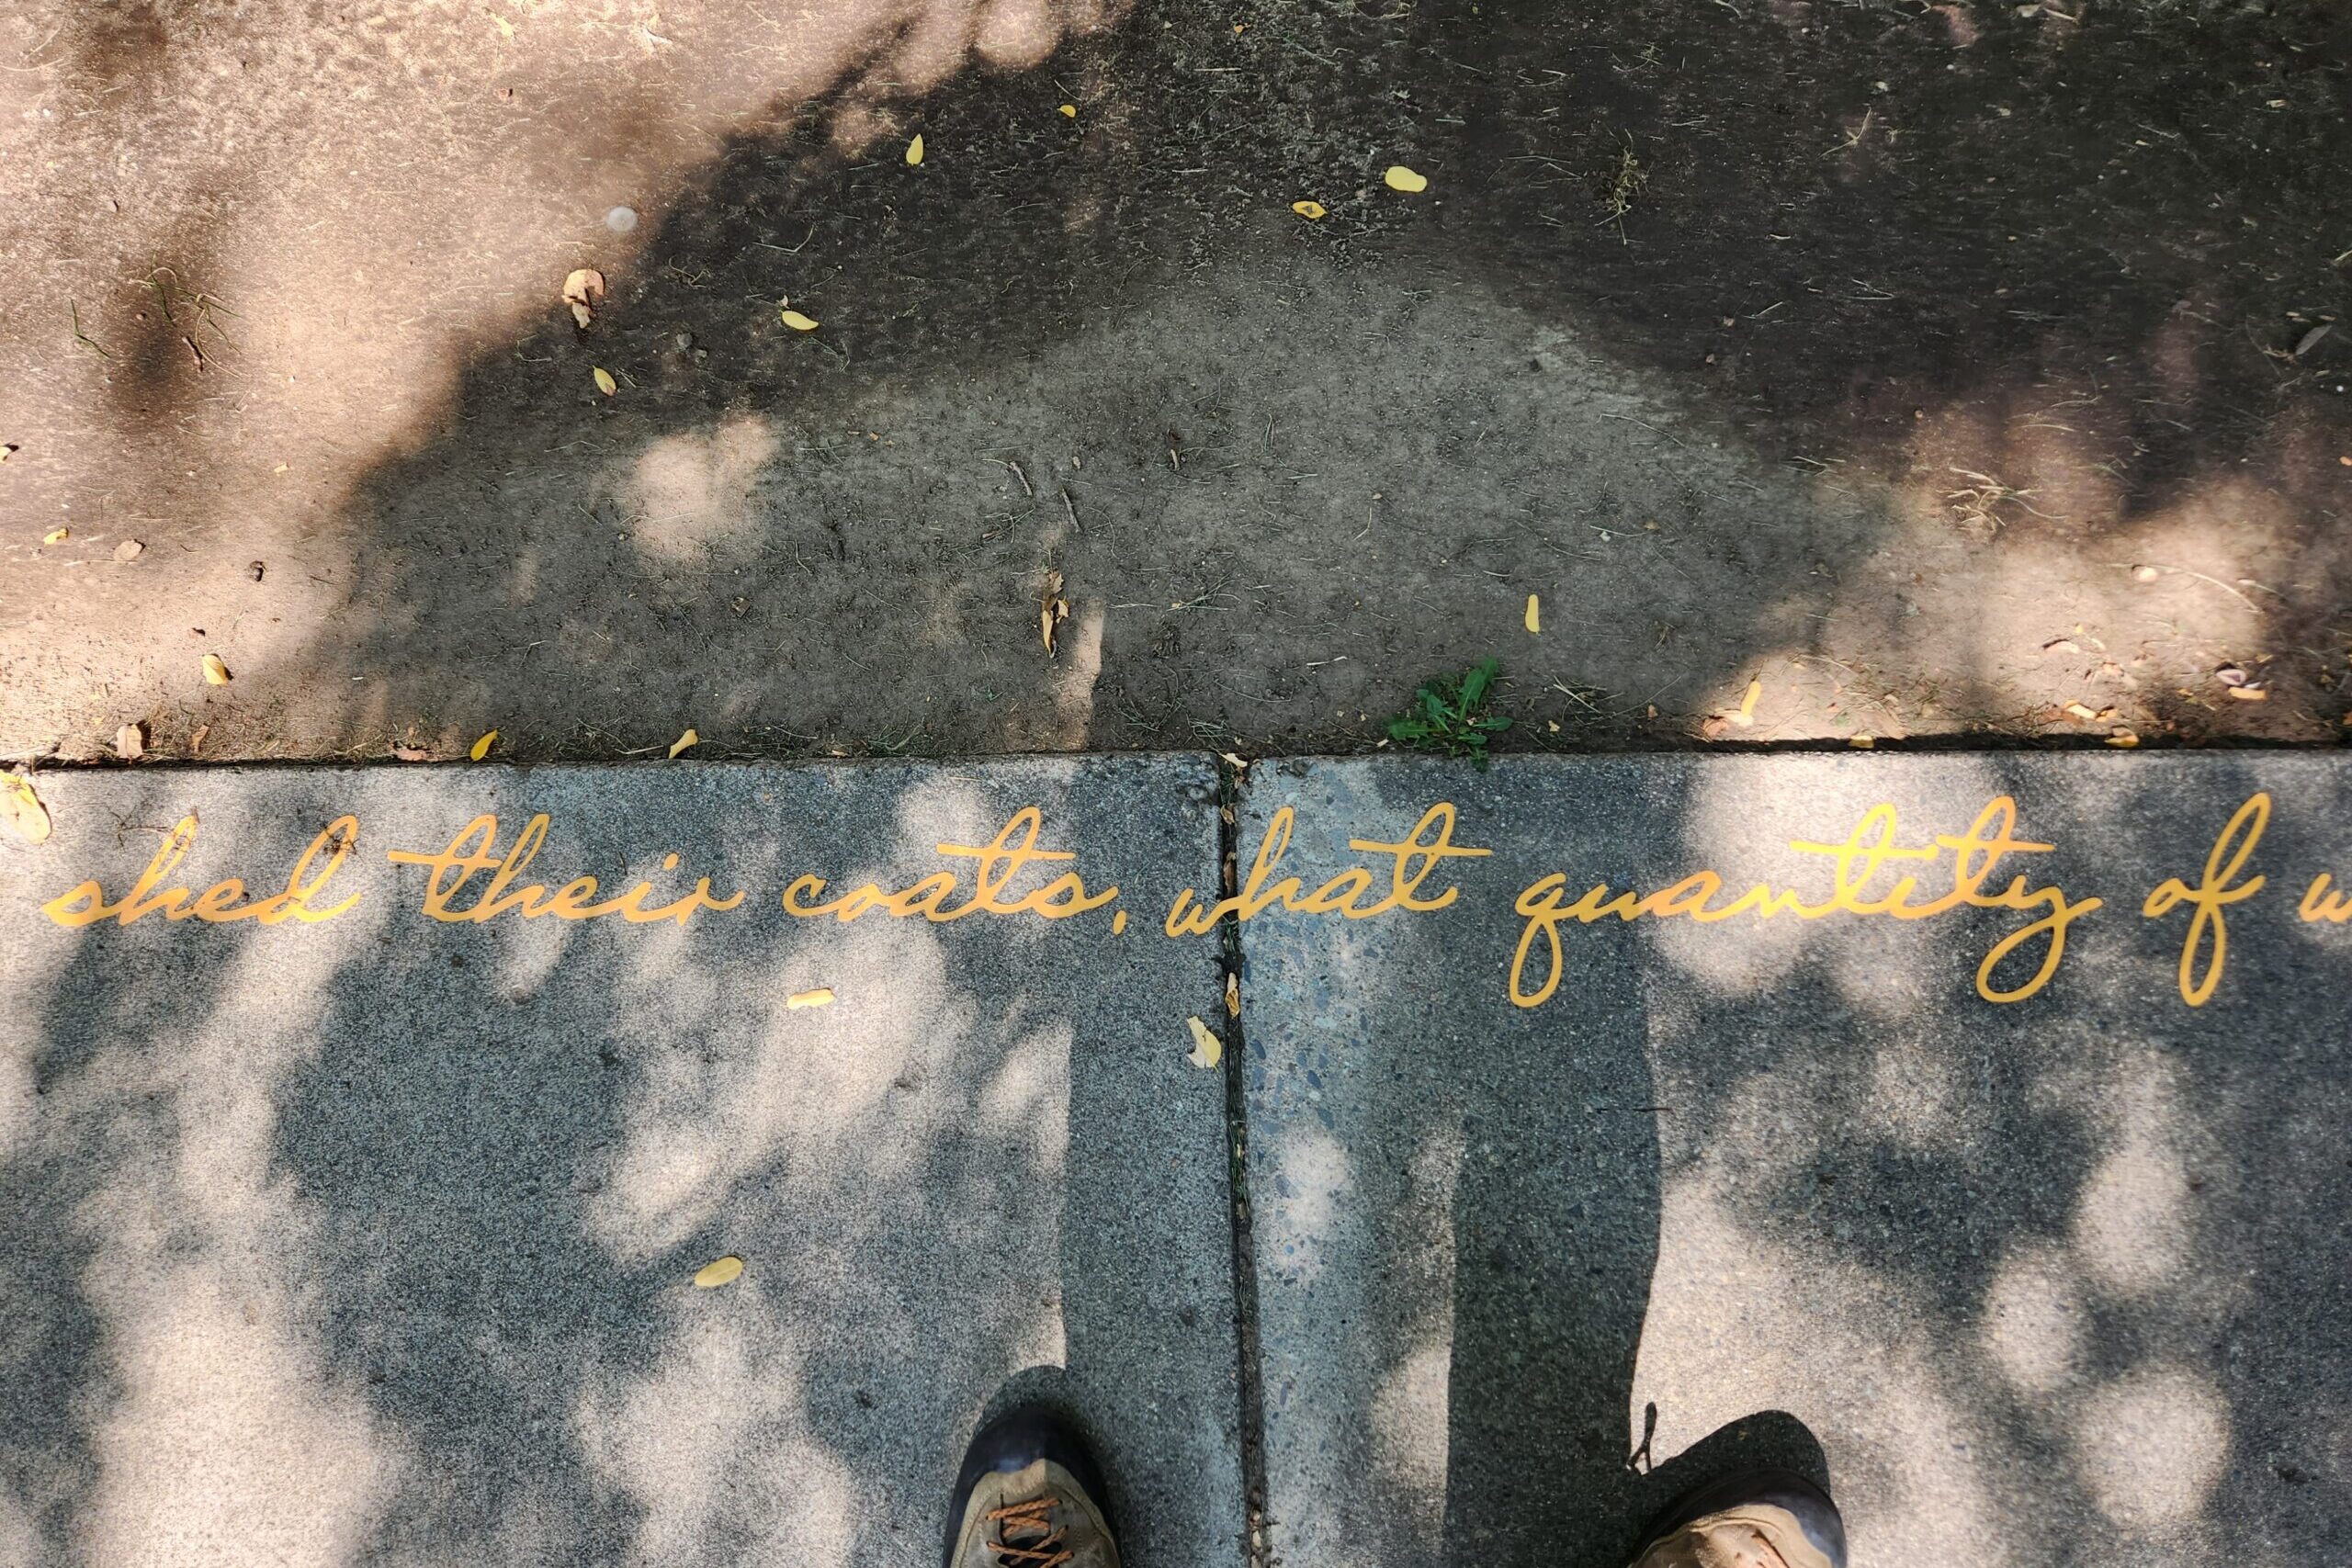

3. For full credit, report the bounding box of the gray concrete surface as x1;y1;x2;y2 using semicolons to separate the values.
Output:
1240;753;2351;1568
0;757;1241;1567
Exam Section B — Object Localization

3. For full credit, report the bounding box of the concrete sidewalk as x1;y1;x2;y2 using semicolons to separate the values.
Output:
3;752;2348;1566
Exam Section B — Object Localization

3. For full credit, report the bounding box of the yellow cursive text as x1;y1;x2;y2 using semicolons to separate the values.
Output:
43;814;363;928
782;807;1118;923
1164;802;1493;936
1508;797;2102;1008
384;814;745;925
2142;792;2267;1006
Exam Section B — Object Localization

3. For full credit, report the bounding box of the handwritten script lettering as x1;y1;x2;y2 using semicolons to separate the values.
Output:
1508;798;2101;1009
1164;803;1491;936
384;814;745;925
783;807;1118;924
2143;792;2267;1007
43;814;361;928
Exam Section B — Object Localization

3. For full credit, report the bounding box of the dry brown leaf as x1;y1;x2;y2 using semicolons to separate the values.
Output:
562;268;606;329
201;653;231;685
113;538;143;562
1291;199;1327;220
1524;593;1541;635
469;729;497;761
391;742;430;761
787;987;835;1010
189;723;209;754
1185;1016;1222;1069
1384;164;1429;193
592;367;617;396
114;723;145;761
2;773;51;844
693;1256;744;1289
1224;973;1239;1018
906;133;924;165
668;727;700;758
1039;569;1069;656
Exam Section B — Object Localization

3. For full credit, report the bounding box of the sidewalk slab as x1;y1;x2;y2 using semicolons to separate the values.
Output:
1238;753;2351;1568
0;758;1240;1568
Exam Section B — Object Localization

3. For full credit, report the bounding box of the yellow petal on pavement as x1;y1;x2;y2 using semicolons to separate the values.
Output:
593;367;617;396
1186;1016;1222;1069
1384;164;1429;193
1524;593;1541;634
1291;199;1327;220
469;729;497;761
1058;103;1077;118
201;653;231;685
780;309;820;332
787;987;835;1010
906;133;924;165
2;773;51;844
693;1256;744;1289
668;726;699;759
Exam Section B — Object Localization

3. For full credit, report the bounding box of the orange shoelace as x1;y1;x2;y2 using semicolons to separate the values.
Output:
985;1495;1073;1568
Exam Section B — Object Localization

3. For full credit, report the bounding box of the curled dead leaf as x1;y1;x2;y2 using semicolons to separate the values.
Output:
391;743;431;761
592;366;617;396
786;987;835;1010
201;653;231;685
1185;1016;1222;1069
113;538;143;562
114;723;145;761
1040;569;1069;656
469;729;497;761
189;723;209;754
2;773;51;844
1224;973;1240;1017
1384;164;1429;193
562;267;606;329
693;1256;744;1289
668;727;699;759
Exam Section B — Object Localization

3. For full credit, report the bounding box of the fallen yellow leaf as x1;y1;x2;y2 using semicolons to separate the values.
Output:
1185;1016;1222;1069
469;729;497;761
787;987;835;1010
1058;103;1078;118
42;527;68;545
669;727;699;758
780;309;820;332
1849;733;1876;748
2063;701;2099;721
1722;676;1760;728
562;267;606;329
593;366;617;396
693;1256;744;1289
2106;730;2142;748
201;653;231;685
1291;199;1327;220
2226;685;2268;702
1384;164;1429;193
1524;593;1541;635
2;773;51;844
906;133;924;165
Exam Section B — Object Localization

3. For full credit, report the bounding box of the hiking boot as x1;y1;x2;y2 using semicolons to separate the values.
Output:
944;1406;1121;1568
1628;1468;1848;1568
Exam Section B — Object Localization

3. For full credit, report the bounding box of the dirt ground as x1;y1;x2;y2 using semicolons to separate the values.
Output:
2;0;2346;763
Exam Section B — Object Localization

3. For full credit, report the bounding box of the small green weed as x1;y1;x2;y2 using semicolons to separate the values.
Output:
1387;659;1510;765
